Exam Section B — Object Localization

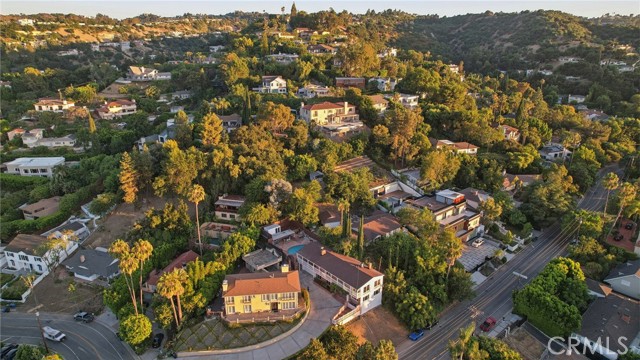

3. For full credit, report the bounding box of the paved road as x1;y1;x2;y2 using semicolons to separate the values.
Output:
397;165;619;360
0;311;135;360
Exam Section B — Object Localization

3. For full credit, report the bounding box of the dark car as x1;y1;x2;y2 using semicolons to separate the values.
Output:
408;329;425;341
73;311;94;323
424;320;439;330
480;317;497;332
1;344;18;358
152;333;165;348
4;348;18;360
625;223;634;230
614;234;624;241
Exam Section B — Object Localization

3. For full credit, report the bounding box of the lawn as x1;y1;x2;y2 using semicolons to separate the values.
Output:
0;273;16;287
173;318;299;352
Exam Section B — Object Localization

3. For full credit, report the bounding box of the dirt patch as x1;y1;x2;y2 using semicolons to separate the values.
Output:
503;327;545;360
346;306;407;346
17;268;104;315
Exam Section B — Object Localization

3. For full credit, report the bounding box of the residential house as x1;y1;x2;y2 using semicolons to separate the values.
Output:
604;260;640;300
18;19;35;26
307;44;337;55
585;278;612;298
57;49;79;56
209;45;225;53
215;195;245;221
275;32;295;40
297;84;331;99
43;220;91;242
297;29;318;40
25;135;76;149
33;98;75;112
356;211;403;243
299;101;359;125
502;173;541;192
406;189;483;241
370;180;422;211
222;267;301;316
539;143;571;161
571;292;639;359
62;248;119;282
335;77;366;90
367;95;388;113
297;241;384;315
496;124;521;142
200;222;238;247
127;66;171;81
159;90;192;102
143;250;199;293
17;128;45;147
368;77;401;92
96;99;137;120
4;233;77;273
430;138;479;155
19;196;61;220
317;203;341;228
7;128;27;140
558;57;582;63
580;109;609;121
377;48;397;58
568;94;586;104
458;188;493;212
219;114;242;133
265;53;299;64
385;93;419;109
254;76;287;94
242;248;282;272
4;157;65;178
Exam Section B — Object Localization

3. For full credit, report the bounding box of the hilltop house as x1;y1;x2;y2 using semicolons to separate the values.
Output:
307;44;337;54
539;143;571;161
368;77;401;92
366;95;389;113
62;248;120;282
604;260;640;300
297;84;331;99
25;135;76;149
127;66;171;81
7;128;27;140
496;124;521;142
355;211;403;244
299;101;359;125
222;267;301;317
384;93;419;109
19;196;61;220
254;76;287;94
458;188;493;212
4;157;65;178
16;128;43;145
143;250;199;293
33;98;75;112
4;233;77;273
215;195;245;221
218;114;242;132
430;138;479;155
96;99;137;120
406;189;482;241
335;77;366;90
265;53;299;64
502;173;541;192
297;241;384;318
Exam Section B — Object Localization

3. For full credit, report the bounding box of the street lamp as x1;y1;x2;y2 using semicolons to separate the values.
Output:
35;311;49;354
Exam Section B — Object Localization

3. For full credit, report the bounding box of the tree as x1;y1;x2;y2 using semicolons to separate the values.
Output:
357;214;365;259
119;314;152;345
174;110;193;148
109;240;139;315
336;42;380;77
286;187;319;227
211;97;231;115
395;287;435;330
14;344;45;360
200;112;223;149
476;336;522;360
479;198;502;224
374;340;398;360
157;268;189;327
449;323;476;360
256;101;295;133
602;172;619;215
88;113;96;134
119;152;139;204
189;184;206;254
132;239;153;311
421;150;461;190
145;85;159;99
298;339;328;360
323;326;360;360
290;2;297;17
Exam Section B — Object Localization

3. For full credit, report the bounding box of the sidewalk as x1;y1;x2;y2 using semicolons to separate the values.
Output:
178;272;342;360
487;312;523;338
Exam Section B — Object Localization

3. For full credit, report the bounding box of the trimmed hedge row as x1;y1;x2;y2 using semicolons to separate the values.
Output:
0;173;48;191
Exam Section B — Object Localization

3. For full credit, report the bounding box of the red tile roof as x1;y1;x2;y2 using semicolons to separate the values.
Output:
146;250;199;287
223;271;301;297
301;101;343;111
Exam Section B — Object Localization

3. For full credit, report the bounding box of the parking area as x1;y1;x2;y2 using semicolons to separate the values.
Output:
458;238;500;272
605;219;636;252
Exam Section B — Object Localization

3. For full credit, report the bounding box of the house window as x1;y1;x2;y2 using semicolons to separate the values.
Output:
7;253;14;257
230;214;236;219
34;257;42;262
282;302;296;310
227;306;235;314
242;295;251;303
262;293;277;301
19;255;28;261
363;295;369;301
37;265;42;272
221;213;227;218
364;285;370;293
374;289;381;296
281;292;295;300
243;305;252;313
225;297;235;304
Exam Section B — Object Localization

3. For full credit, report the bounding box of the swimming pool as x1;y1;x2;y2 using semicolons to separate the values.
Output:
287;245;305;255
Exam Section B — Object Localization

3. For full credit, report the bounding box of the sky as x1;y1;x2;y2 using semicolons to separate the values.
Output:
1;0;638;19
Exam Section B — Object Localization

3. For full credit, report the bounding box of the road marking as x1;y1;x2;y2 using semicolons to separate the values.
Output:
512;271;528;279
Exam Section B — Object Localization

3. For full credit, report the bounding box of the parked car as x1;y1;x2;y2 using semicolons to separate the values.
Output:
614;234;624;241
152;333;165;348
424;320;439;330
73;311;94;323
472;238;484;248
569;238;579;245
3;348;18;360
479;317;497;332
1;344;18;358
625;223;634;230
43;326;66;342
408;329;425;341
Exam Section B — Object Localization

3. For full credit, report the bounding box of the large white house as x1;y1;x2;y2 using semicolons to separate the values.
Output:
297;241;383;321
127;66;171;81
96;99;137;120
254;76;287;94
33;98;75;112
4;157;65;178
4;234;77;274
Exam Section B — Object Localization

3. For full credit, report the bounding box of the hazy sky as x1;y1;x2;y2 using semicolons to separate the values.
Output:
1;0;637;19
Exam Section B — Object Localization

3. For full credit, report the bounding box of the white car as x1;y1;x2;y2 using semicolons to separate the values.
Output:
43;326;66;342
471;238;485;248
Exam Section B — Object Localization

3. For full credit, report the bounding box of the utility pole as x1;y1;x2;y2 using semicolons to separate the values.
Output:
35;311;50;354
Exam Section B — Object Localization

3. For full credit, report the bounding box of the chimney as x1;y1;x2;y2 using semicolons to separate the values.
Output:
281;263;289;273
80;255;85;263
368;263;372;269
343;101;348;114
320;247;327;256
140;66;145;73
222;279;228;292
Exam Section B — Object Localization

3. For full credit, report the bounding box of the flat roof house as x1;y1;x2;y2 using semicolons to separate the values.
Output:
127;66;171;81
214;195;246;221
4;157;65;178
296;241;383;318
19;196;61;220
539;143;571;162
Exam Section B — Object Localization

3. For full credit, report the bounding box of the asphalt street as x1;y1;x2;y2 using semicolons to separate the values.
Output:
397;164;619;360
0;311;135;360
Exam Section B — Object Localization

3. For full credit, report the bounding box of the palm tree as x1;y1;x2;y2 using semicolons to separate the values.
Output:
133;239;153;311
109;240;139;315
189;185;206;255
337;198;349;226
449;323;475;360
602;172;619;215
157;268;189;327
211;97;231;115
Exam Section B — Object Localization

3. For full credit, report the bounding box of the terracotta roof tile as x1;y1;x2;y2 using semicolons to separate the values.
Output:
223;271;301;297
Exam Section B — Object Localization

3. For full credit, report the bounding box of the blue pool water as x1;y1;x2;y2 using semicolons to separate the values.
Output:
287;245;305;255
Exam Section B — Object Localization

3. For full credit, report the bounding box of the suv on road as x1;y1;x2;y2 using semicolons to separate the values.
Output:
73;311;94;323
43;326;66;342
480;317;497;332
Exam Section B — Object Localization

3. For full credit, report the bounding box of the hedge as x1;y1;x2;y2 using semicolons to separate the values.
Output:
0;173;48;191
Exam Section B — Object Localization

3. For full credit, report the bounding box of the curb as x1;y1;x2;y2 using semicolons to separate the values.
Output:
176;300;312;357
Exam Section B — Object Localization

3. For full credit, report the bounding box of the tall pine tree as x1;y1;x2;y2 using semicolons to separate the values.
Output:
201;112;223;148
290;2;297;18
119;152;139;203
357;215;365;259
242;87;252;124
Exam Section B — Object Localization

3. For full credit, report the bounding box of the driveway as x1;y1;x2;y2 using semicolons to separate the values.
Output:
458;238;500;272
178;272;342;360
